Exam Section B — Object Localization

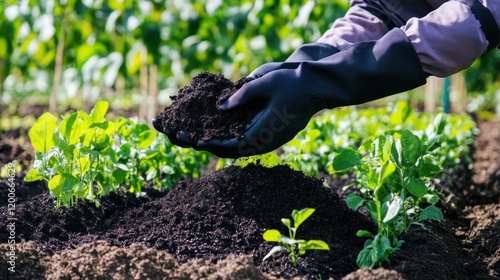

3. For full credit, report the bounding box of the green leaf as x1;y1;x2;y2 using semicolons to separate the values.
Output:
306;129;321;141
373;234;392;261
399;130;421;166
302;240;330;251
389;100;412;125
24;169;44;182
404;178;427;198
137;130;157;149
48;174;79;197
59;112;77;144
92;132;110;151
418;163;442;177
90;101;109;123
281;218;291;229
60;112;90;146
292;208;315;229
263;229;282;242
29;112;57;153
332;149;361;171
425;135;443;151
346;194;364;211
356;248;374;268
379;162;396;184
423;193;439;204
356;230;373;237
0;38;7;58
263;246;285;261
419;205;444;221
383;195;402;223
77;156;90;174
381;138;392;164
433;113;447;135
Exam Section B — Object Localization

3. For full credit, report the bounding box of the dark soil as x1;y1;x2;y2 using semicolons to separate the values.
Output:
0;128;45;206
0;164;374;279
0;118;499;280
153;72;264;142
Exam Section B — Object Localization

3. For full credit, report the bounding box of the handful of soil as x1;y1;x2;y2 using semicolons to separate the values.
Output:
153;72;264;142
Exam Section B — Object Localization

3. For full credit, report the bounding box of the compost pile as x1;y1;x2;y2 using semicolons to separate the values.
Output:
153;72;264;142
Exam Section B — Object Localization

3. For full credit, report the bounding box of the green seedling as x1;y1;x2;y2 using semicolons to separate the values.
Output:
24;101;212;207
263;208;329;265
333;129;446;268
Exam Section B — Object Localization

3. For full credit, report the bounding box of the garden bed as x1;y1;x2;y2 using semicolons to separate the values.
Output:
0;119;498;280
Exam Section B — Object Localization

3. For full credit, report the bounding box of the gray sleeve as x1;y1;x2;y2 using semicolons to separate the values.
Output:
402;0;498;77
316;4;389;50
317;0;499;77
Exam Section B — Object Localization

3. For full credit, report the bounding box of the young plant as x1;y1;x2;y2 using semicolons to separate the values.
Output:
263;208;330;265
332;130;445;268
24;101;213;207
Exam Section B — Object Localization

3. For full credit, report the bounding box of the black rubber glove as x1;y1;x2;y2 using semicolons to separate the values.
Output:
152;43;341;150
196;28;426;158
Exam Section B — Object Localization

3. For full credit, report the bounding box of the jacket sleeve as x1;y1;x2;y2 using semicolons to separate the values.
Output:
316;3;390;50
402;0;500;77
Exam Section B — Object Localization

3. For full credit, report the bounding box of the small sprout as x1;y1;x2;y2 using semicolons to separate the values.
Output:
263;208;329;265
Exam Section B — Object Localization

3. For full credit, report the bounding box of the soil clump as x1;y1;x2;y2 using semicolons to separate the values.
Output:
153;72;264;142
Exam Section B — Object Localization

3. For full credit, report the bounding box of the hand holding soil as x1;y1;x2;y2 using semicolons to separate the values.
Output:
152;72;263;150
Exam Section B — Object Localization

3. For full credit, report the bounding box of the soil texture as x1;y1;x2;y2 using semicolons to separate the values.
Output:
153;72;264;142
0;119;499;279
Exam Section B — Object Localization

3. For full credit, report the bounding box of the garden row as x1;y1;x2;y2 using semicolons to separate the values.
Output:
12;100;478;270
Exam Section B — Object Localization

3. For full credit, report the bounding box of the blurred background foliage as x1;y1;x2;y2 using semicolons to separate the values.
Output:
0;0;499;117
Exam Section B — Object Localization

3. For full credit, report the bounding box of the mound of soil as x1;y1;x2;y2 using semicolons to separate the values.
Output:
0;164;374;279
153;72;264;142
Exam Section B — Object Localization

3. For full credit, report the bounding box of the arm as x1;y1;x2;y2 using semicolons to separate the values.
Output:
156;1;499;158
404;0;500;77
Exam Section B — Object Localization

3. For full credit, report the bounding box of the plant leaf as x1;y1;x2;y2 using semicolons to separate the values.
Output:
332;149;361;171
404;178;427;198
90;101;109;123
303;240;330;250
292;208;315;229
263;246;285;261
24;169;44;182
77;156;91;175
137;130;157;149
356;230;373;237
379;162;396;185
281;218;291;229
29;112;57;153
383;195;402;223
418;163;442;177
48;173;79;197
92;132;110;151
399;130;421;166
263;229;282;242
356;248;374;268
419;205;444;221
346;194;364;211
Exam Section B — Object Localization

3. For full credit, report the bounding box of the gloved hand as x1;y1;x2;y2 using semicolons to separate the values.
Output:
195;28;427;158
152;43;341;151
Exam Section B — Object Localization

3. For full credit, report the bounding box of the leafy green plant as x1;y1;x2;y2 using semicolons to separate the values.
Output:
332;129;445;268
263;208;330;265
279;101;476;176
24;101;212;207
